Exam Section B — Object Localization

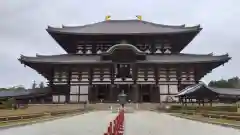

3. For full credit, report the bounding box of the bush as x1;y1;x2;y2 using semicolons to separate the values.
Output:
169;105;237;112
0;98;16;109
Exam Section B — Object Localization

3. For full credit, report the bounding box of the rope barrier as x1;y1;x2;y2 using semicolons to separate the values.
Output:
104;109;125;135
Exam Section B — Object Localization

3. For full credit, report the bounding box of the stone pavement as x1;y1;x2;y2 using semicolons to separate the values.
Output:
125;111;240;135
0;111;116;135
1;111;240;135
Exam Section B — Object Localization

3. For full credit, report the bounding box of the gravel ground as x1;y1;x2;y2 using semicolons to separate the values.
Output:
1;111;240;135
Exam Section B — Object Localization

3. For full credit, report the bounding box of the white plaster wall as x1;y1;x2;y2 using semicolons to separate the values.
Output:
70;85;79;94
169;85;178;94
79;95;88;102
160;95;168;102
59;95;66;103
80;86;88;94
52;95;59;103
159;85;168;94
70;95;78;102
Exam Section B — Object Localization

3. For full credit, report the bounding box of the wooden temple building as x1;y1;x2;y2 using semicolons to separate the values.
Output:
18;18;231;103
177;82;240;104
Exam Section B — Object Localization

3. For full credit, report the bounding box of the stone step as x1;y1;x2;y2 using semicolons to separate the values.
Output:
88;103;160;111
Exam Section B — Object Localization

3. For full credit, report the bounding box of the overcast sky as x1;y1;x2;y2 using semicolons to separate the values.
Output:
0;0;239;88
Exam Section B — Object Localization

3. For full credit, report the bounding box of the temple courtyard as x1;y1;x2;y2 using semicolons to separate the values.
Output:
0;111;240;135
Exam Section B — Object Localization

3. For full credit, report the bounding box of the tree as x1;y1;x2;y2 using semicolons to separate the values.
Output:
208;77;240;88
0;88;8;91
228;77;240;88
39;82;44;88
12;85;25;90
0;86;25;91
32;81;36;89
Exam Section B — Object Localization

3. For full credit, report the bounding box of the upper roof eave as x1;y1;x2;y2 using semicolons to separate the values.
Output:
46;20;202;35
46;29;202;36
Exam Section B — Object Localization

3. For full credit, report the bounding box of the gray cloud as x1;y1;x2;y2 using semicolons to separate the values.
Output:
0;0;239;88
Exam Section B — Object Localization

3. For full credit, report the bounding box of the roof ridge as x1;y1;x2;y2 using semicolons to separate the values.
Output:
48;19;201;29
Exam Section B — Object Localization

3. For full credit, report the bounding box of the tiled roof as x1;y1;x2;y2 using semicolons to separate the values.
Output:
19;53;230;64
47;20;201;35
177;83;240;97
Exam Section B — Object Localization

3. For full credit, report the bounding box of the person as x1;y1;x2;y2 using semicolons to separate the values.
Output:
121;103;124;108
83;101;87;110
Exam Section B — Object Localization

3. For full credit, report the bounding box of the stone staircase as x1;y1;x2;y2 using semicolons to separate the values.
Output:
88;103;160;111
88;103;120;110
136;103;160;111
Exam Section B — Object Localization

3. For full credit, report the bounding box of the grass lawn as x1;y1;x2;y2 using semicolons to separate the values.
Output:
0;118;38;127
0;104;84;117
0;109;87;128
0;104;86;128
166;103;237;106
172;113;240;128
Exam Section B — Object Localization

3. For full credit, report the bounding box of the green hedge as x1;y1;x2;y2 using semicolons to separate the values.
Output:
169;105;237;112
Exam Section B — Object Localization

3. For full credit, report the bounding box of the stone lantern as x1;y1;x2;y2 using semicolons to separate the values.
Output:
118;90;127;108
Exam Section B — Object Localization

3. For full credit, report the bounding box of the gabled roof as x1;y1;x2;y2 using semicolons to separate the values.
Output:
177;83;240;97
47;20;201;35
19;53;230;64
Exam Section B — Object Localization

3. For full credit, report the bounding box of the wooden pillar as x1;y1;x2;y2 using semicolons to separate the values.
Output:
100;67;103;81
186;98;188;105
92;85;97;103
194;66;199;84
156;85;160;103
110;65;114;84
87;85;92;103
150;84;153;103
150;42;155;54
109;65;115;102
154;66;160;103
210;99;212;106
176;67;181;92
88;68;93;103
109;84;114;102
92;44;96;54
132;84;139;103
154;66;159;85
131;64;139;103
66;69;71;103
96;85;99;102
49;67;54;103
132;64;137;84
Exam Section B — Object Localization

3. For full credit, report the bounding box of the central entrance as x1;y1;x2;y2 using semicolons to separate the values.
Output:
140;84;151;102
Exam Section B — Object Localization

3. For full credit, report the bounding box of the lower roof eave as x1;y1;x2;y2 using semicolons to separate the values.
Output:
20;60;229;65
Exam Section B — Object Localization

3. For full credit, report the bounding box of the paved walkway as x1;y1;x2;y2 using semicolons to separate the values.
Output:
0;111;116;135
1;111;240;135
125;111;240;135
